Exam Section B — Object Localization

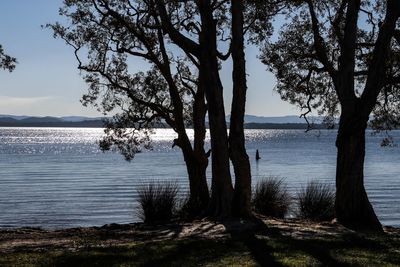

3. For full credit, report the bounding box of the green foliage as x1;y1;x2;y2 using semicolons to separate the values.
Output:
47;1;199;161
260;1;400;130
297;181;335;222
252;177;291;218
0;44;16;72
137;181;179;224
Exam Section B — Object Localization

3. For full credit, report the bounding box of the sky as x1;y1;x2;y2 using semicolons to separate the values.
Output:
0;0;298;117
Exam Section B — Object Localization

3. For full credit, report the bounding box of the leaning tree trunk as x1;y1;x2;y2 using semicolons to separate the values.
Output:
229;0;252;218
335;111;383;232
175;98;209;215
161;66;209;215
199;0;233;217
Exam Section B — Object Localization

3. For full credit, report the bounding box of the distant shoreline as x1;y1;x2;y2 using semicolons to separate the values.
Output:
0;120;332;129
0;114;338;129
0;120;106;128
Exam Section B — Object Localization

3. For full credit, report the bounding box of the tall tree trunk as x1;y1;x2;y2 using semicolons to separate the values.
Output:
229;0;252;218
188;86;211;213
335;108;383;232
198;0;233;217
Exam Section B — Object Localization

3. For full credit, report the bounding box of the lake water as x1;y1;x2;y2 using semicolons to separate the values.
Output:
0;127;399;229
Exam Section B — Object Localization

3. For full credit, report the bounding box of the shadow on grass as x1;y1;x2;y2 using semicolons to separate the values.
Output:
29;239;253;267
220;217;399;267
2;220;399;267
241;235;284;267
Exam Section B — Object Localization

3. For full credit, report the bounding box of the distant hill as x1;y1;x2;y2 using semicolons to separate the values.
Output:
0;115;105;127
239;115;324;124
0;114;333;129
0;115;103;122
244;122;331;129
0;115;29;120
20;116;63;123
60;116;104;122
0;117;19;123
202;114;323;124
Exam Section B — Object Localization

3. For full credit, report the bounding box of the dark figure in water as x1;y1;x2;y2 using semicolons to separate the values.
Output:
256;149;261;161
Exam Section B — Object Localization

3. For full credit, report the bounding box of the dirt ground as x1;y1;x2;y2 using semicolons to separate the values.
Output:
1;217;399;254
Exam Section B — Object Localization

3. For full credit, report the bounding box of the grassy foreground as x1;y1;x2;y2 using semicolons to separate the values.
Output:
1;218;399;266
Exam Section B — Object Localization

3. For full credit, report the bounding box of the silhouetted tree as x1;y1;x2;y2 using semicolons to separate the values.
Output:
261;0;400;231
49;0;210;213
188;0;234;216
176;0;282;217
229;0;252;218
0;44;16;72
51;0;284;218
229;0;286;217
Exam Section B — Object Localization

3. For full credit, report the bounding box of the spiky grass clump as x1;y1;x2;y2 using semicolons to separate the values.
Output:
137;181;179;224
297;181;335;222
252;177;291;218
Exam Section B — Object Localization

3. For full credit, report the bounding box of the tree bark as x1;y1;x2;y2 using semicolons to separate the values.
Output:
198;0;233;217
188;85;211;213
229;0;252;218
175;127;209;214
183;148;210;213
335;106;383;232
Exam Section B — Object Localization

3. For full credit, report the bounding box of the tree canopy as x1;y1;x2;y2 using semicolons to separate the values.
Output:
0;44;16;72
49;0;215;213
261;0;400;231
262;0;400;133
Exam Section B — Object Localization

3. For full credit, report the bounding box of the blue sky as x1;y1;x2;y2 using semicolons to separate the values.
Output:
0;0;297;117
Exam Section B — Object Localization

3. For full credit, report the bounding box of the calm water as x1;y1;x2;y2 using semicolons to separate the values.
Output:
0;127;399;228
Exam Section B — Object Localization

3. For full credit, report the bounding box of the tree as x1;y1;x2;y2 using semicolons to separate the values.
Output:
0;44;16;72
157;0;272;217
52;0;281;218
229;0;252;218
261;0;400;231
229;0;287;217
50;0;210;214
186;0;234;216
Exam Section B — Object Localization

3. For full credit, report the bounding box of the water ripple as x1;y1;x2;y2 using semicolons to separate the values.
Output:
0;127;399;228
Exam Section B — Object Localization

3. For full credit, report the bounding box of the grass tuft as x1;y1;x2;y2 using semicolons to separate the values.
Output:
137;181;179;224
297;180;335;221
252;177;291;218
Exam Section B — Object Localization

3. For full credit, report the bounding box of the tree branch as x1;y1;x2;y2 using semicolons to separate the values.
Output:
306;0;337;77
154;0;200;58
361;0;400;118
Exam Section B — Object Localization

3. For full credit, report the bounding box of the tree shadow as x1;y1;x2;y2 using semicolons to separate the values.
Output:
220;217;392;267
47;238;254;267
220;217;283;266
7;220;398;267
